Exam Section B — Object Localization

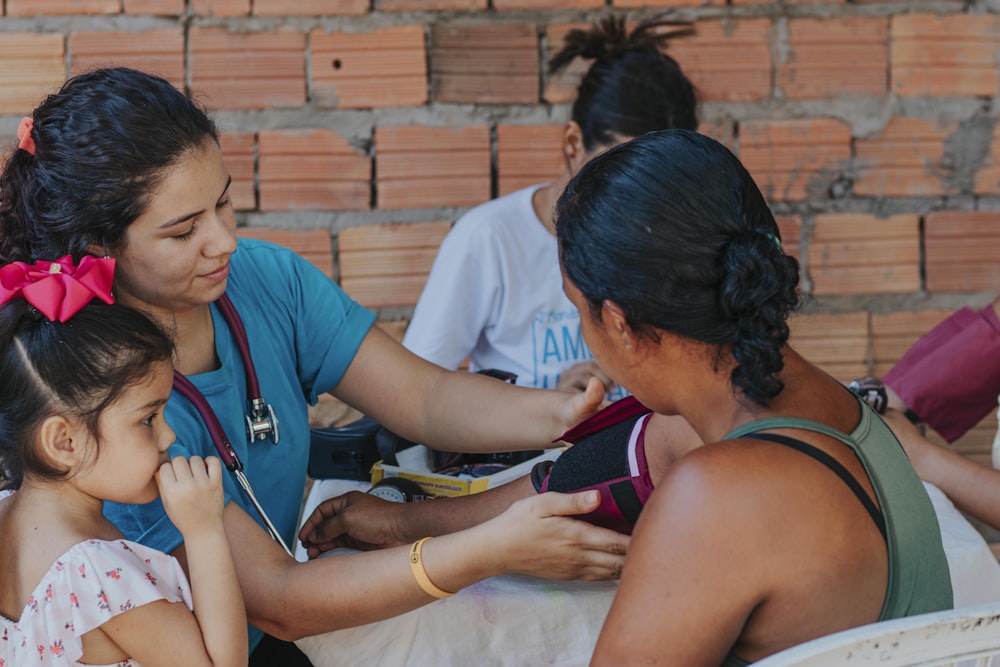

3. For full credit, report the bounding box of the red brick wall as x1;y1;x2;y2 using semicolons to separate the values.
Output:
2;5;1000;457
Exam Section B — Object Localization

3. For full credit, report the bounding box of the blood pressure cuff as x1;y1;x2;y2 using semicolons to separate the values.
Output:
883;306;1000;443
532;396;655;535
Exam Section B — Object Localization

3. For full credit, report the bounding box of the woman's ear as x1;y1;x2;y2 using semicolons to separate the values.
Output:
36;415;86;471
562;121;588;176
602;300;637;352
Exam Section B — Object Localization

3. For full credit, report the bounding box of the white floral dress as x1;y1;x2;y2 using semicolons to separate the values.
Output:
0;490;193;666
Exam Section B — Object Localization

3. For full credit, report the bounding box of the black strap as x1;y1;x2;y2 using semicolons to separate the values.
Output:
608;480;644;525
743;432;887;541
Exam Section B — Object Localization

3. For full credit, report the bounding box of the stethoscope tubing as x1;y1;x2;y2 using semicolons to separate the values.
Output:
171;294;293;557
216;293;262;398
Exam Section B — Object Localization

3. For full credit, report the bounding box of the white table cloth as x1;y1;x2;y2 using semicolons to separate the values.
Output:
293;478;1000;666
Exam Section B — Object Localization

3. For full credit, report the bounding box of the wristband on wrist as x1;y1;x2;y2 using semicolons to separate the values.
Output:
847;377;888;415
409;537;455;599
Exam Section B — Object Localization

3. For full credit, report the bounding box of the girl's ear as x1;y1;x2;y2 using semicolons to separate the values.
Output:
36;415;86;471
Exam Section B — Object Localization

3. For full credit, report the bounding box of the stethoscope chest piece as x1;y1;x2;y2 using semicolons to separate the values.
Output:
246;397;280;445
173;293;292;557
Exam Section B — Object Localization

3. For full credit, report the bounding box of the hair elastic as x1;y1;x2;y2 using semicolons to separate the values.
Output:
409;537;455;599
755;228;781;249
16;117;35;156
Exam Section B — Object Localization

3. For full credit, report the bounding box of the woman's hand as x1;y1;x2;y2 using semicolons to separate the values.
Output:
157;456;225;538
299;491;411;557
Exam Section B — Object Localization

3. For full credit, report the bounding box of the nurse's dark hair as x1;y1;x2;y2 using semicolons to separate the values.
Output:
0;300;174;489
548;15;698;151
0;67;219;264
556;129;800;406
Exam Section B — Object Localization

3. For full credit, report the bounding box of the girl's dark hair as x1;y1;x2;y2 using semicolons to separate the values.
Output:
556;129;800;406
549;16;698;151
0;67;218;264
0;300;174;489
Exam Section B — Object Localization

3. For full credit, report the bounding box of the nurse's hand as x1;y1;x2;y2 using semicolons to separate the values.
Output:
557;360;615;395
558;376;608;437
481;491;629;581
300;487;630;582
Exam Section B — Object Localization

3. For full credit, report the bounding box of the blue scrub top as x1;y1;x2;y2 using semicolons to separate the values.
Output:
104;239;376;649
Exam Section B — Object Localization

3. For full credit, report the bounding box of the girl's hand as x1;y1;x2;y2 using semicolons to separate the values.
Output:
120;456;247;667
157;456;225;538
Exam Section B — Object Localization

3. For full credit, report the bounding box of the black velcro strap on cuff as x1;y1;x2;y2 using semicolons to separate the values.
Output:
609;480;644;525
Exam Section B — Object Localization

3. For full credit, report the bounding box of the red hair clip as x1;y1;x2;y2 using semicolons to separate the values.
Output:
17;116;35;155
0;256;115;322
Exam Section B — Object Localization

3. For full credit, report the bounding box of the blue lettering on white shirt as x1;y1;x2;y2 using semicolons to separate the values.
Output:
532;308;629;401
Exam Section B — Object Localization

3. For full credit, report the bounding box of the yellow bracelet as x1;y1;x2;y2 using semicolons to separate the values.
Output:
409;537;455;599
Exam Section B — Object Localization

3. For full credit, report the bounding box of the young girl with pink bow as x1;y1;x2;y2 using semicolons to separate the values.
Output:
0;257;246;667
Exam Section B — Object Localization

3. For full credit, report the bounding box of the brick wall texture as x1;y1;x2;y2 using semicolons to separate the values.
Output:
2;2;1000;456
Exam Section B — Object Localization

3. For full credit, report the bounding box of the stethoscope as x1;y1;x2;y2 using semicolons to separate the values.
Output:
171;293;293;557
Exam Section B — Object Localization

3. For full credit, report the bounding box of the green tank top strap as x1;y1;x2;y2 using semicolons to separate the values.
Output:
722;396;875;448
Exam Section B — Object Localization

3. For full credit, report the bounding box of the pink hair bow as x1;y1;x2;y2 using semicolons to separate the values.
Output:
0;256;116;322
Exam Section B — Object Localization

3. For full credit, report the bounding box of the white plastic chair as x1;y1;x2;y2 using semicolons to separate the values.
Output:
754;602;1000;666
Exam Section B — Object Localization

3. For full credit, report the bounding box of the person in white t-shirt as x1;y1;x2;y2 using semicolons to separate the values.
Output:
403;17;699;397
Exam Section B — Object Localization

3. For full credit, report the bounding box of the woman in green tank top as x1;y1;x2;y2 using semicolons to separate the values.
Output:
556;129;953;666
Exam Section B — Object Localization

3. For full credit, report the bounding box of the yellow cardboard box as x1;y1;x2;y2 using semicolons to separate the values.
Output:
370;446;562;498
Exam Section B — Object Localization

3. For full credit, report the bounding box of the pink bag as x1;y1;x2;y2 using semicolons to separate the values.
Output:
883;306;1000;442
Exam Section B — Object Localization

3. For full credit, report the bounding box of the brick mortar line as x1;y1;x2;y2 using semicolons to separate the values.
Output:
0;3;993;33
